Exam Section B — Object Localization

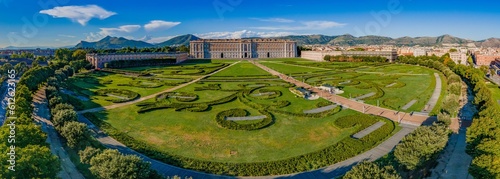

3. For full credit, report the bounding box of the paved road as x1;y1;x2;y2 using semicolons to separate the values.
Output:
252;61;435;126
422;73;442;113
77;61;241;114
33;88;85;179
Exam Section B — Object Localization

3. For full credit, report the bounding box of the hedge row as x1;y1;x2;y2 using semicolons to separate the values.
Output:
194;84;221;91
156;92;198;102
95;89;139;103
83;112;396;176
334;115;379;133
215;109;274;131
137;92;238;113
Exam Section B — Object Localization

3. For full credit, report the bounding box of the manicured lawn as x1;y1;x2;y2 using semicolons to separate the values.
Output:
487;82;500;105
212;61;271;77
95;104;359;163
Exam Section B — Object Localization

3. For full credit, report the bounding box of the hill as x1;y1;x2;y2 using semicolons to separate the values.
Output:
155;34;199;47
73;34;500;49
75;36;154;49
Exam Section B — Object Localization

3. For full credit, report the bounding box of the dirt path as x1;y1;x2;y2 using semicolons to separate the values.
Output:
252;61;434;126
33;88;85;179
77;61;241;114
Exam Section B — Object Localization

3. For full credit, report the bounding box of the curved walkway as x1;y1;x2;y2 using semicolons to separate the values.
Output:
33;88;85;179
77;61;241;114
421;73;442;113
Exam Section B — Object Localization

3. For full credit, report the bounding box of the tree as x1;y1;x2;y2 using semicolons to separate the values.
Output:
469;154;500;179
55;48;73;61
437;112;451;126
0;124;47;148
0;145;60;179
85;149;153;179
449;48;458;52
177;45;189;53
394;124;450;170
52;109;77;128
343;161;401;179
72;49;87;60
60;121;90;148
79;147;102;164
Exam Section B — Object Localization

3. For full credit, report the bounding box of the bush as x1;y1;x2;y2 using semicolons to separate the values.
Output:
95;89;139;103
215;109;273;131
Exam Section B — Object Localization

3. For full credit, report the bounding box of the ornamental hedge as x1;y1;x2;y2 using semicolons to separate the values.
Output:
95;89;139;103
215;109;274;131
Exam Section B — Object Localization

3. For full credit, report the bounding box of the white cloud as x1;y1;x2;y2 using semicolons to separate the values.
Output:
195;30;295;39
58;34;76;38
100;25;141;36
40;5;116;26
84;25;141;42
146;36;177;44
250;18;295;23
144;20;181;31
253;20;345;31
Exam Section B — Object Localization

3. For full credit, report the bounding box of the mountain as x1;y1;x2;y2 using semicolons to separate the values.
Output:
72;34;500;49
75;36;154;49
274;35;337;45
476;38;500;48
155;34;199;47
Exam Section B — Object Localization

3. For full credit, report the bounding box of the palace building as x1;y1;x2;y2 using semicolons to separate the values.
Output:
189;39;297;59
86;52;188;69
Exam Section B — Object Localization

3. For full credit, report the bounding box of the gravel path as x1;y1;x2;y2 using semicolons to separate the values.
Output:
402;99;417;110
303;104;337;114
226;115;267;121
352;121;386;139
354;92;376;100
33;88;85;179
422;73;442;113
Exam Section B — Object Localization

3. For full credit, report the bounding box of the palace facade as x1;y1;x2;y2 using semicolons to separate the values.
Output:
189;39;297;59
86;52;188;69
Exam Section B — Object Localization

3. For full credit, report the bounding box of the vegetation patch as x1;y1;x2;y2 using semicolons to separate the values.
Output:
95;89;139;103
215;109;274;131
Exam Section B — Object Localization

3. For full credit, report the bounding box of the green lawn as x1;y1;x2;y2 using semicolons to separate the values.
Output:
487;82;500;105
95;104;359;163
212;61;270;77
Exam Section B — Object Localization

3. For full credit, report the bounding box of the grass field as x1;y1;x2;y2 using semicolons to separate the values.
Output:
487;82;500;105
95;102;360;163
212;61;270;77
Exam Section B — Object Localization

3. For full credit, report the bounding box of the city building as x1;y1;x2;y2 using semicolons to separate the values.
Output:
413;49;428;57
492;59;500;75
449;52;468;65
301;51;342;61
300;50;398;62
189;39;297;59
341;49;398;62
86;52;188;69
474;53;500;66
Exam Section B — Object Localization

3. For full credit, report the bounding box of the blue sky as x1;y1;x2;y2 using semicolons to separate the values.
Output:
1;0;499;48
